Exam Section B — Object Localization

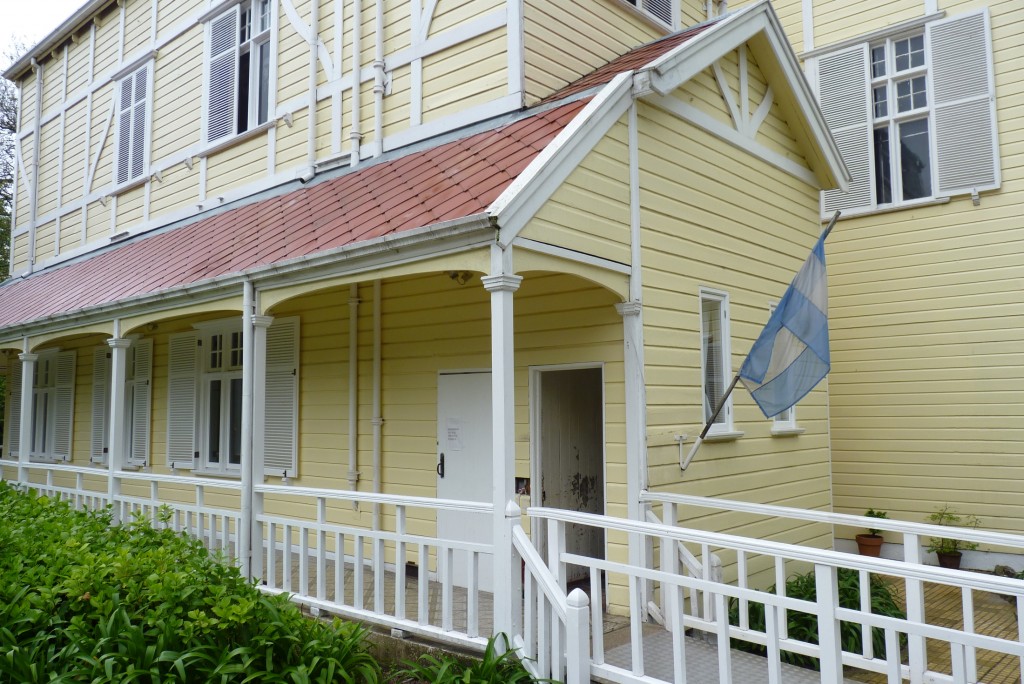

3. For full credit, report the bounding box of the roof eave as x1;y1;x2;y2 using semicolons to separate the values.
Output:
3;0;109;82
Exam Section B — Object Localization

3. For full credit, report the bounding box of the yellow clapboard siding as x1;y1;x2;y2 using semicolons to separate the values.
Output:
522;0;667;104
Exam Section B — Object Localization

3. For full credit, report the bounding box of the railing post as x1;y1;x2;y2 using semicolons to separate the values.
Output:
903;533;927;684
815;564;844;684
506;500;523;637
566;588;591;684
661;501;679;631
250;315;273;581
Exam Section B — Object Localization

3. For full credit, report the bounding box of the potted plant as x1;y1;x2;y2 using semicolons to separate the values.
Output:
856;508;888;557
927;505;981;569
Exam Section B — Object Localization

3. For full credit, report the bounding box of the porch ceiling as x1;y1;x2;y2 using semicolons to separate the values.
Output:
0;100;588;335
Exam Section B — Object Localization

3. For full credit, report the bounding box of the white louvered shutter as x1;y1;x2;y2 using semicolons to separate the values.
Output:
642;0;672;26
264;317;299;477
167;333;198;469
131;66;148;181
7;362;21;458
116;76;133;184
91;348;111;463
815;44;873;215
206;7;240;144
927;9;999;197
53;351;76;461
128;339;153;467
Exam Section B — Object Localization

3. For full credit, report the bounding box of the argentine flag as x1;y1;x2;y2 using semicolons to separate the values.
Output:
739;230;831;418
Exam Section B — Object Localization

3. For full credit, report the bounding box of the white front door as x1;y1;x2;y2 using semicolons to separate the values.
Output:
436;371;493;592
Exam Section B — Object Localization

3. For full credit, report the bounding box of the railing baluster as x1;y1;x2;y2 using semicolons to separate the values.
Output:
299;525;310;596
629;574;644;677
267;521;277;589
335;532;345;605
354;535;364;611
961;587;976;682
774;556;787;640
815;564;844;684
950;642;967;684
395;506;406;621
668;580;686;684
590;567;605;665
417;543;429;626
715;592;732;683
903;533;927;684
1018;595;1024;682
374;534;385;616
764;603;781;684
441;546;453;632
885;628;901;683
283;524;293;593
466;551;479;637
537;591;551;678
738;549;748;631
316;499;327;601
860;568;873;660
702;543;712;620
524;568;536;660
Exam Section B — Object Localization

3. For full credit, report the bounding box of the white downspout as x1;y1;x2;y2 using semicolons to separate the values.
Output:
306;0;320;174
706;0;714;19
372;0;385;157
240;281;255;578
371;279;382;530
349;0;362;166
347;284;360;497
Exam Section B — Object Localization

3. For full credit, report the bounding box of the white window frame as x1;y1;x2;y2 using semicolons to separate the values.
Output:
699;288;735;437
202;0;276;147
813;9;1000;219
620;0;677;30
196;322;246;476
114;61;153;188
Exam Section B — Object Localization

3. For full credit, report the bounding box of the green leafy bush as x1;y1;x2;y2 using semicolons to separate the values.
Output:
0;482;382;683
392;634;545;684
728;567;906;670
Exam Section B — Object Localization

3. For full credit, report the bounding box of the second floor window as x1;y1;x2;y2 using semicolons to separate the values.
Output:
116;65;150;185
814;10;999;217
206;0;273;145
700;289;733;434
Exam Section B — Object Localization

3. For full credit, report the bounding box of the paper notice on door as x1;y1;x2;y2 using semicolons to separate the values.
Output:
446;418;464;451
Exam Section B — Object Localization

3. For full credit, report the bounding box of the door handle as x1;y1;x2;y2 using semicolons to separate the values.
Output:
437;452;445;478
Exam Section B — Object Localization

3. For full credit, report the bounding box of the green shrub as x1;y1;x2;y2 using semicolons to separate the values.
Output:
0;482;381;683
728;567;906;670
391;634;545;684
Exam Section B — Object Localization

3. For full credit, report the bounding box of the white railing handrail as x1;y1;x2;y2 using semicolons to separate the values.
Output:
255;482;493;513
529;506;1024;596
4;460;107;476
642;489;1024;549
645;508;703;577
512;524;568;622
114;469;244;490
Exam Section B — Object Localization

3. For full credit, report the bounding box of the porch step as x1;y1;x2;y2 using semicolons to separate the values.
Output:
601;627;863;684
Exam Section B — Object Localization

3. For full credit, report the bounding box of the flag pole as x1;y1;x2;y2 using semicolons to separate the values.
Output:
681;374;740;470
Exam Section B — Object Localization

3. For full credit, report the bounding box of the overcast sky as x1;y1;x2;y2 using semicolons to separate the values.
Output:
1;0;87;68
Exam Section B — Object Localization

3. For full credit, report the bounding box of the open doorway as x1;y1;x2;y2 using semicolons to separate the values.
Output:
531;365;605;584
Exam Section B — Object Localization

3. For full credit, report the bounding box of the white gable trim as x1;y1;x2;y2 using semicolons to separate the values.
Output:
490;72;634;248
640;0;849;190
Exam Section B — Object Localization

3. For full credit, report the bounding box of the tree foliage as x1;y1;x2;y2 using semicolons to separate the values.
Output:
1;45;23;281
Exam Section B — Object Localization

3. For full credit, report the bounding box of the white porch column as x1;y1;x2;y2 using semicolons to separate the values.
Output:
107;339;131;513
250;315;273;580
240;284;255;578
481;270;523;641
17;352;37;482
617;300;651;615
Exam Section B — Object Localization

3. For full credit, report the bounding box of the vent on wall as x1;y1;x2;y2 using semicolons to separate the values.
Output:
623;0;673;27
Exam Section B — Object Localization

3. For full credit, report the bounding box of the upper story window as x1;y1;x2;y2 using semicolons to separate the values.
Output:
813;10;999;218
205;0;274;145
116;64;151;185
700;288;733;435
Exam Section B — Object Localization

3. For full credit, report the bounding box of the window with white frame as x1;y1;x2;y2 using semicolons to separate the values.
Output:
5;350;76;462
699;289;733;434
115;63;151;185
166;317;298;477
90;340;152;466
205;0;274;145
814;9;999;217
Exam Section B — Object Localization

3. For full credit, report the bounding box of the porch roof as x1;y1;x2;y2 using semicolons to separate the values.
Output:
0;99;587;332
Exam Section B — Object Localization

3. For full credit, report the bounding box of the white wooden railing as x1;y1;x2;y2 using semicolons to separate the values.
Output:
511;506;591;684
1;459;110;510
253;483;495;649
530;505;1024;684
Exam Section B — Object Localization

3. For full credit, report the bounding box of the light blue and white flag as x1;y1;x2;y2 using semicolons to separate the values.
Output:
739;226;833;418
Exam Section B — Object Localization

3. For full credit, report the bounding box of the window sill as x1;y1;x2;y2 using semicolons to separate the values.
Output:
703;430;744;443
826;195;950;221
771;426;805;437
109;173;151;199
199;121;276;160
192;468;242;480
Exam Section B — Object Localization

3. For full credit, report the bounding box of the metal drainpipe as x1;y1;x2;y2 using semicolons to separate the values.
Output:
349;0;362;166
372;0;385;157
306;0;319;175
240;281;255;578
347;284;360;502
371;279;382;530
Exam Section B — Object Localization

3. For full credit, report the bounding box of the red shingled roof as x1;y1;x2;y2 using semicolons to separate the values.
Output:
540;20;719;104
0;99;587;329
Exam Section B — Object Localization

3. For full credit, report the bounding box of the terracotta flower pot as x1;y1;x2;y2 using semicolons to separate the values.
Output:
937;551;962;569
856;533;884;557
